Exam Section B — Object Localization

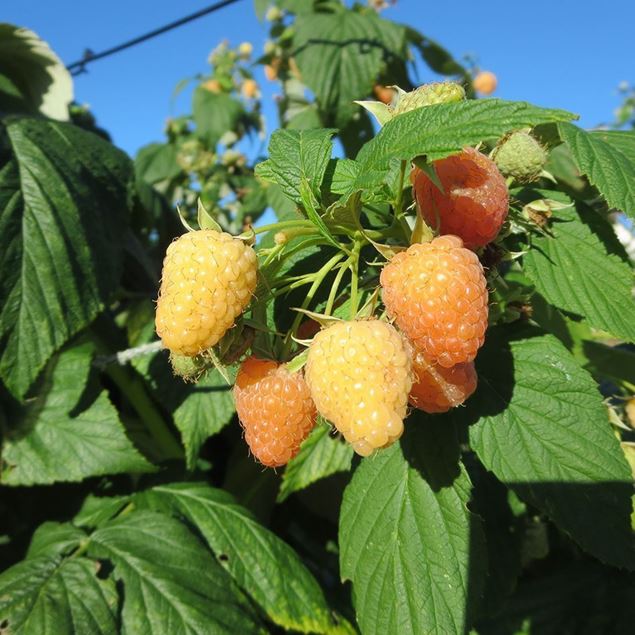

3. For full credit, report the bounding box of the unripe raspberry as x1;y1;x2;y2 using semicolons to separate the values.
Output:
380;236;488;368
412;147;509;249
393;81;465;115
234;357;317;467
473;71;497;95
156;230;258;356
170;352;210;382
492;131;548;182
305;320;412;457
238;41;253;59
409;352;477;413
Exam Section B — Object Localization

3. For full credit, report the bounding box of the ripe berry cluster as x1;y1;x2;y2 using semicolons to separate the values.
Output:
155;82;514;466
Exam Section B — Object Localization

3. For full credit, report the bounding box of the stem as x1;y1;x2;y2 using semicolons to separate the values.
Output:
281;252;345;359
394;159;408;215
251;219;314;235
324;262;349;316
105;364;183;460
349;241;362;319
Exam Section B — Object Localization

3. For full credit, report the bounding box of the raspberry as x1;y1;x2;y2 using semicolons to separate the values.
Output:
412;147;509;249
156;230;258;356
392;81;465;115
169;352;210;382
373;84;396;105
492;130;548;182
234;357;317;467
241;78;259;99
409;352;477;413
304;320;412;457
473;71;497;95
380;235;488;367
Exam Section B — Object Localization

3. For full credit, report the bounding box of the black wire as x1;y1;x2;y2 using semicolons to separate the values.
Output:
66;0;245;76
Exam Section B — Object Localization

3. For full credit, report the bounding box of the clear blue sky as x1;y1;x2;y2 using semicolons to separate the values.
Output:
6;0;632;157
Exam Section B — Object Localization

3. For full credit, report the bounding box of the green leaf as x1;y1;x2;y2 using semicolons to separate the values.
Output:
582;340;635;385
136;482;339;634
192;89;244;146
347;100;575;198
405;27;470;79
0;24;73;120
173;370;235;470
559;123;635;217
340;421;486;635
278;421;353;502
1;343;154;486
0;116;132;398
293;10;406;125
463;326;635;569
88;510;261;634
26;522;86;559
255;128;336;202
73;494;131;529
0;556;118;635
327;158;361;195
523;202;635;342
135;142;182;184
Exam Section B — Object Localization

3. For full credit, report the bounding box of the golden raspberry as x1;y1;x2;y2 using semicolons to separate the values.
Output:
234;357;317;467
473;70;498;95
304;320;413;457
409;351;477;413
412;147;509;249
156;230;258;356
380;235;488;368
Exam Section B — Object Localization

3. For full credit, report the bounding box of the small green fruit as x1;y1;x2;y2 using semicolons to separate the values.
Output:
392;82;465;115
169;353;210;382
492;130;548;182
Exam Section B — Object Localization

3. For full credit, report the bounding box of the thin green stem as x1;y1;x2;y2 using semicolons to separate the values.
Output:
281;252;345;359
324;262;349;316
349;240;362;319
251;219;314;235
394;159;408;215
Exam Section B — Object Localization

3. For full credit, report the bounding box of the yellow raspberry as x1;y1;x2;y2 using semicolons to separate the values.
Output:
409;352;477;413
305;320;413;457
155;230;258;356
234;357;317;467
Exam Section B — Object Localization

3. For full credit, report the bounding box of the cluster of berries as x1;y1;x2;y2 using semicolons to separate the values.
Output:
154;82;547;467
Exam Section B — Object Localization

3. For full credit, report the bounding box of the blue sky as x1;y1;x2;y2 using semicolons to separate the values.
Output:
6;0;632;157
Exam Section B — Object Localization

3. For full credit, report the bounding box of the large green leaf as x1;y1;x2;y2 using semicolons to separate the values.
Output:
192;89;244;146
340;421;486;635
26;522;86;559
0;24;73;120
0;556;118;635
135;142;182;184
523;203;635;342
559;123;635;217
0;116;132;398
278;420;353;502
463;326;635;569
88;510;261;635
1;343;154;485
173;370;235;469
293;10;406;126
346;100;575;198
255;128;336;202
136;482;340;634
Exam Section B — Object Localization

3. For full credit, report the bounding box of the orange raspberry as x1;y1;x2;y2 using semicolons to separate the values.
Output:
409;352;477;413
234;357;317;467
304;320;412;457
412;147;509;249
156;230;258;356
473;70;497;95
380;235;488;368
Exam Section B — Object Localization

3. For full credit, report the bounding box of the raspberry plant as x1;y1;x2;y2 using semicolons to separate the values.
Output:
1;2;635;634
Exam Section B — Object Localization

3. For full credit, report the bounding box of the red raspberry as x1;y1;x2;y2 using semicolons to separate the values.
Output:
409;351;477;413
234;357;317;467
412;147;509;249
380;235;488;367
